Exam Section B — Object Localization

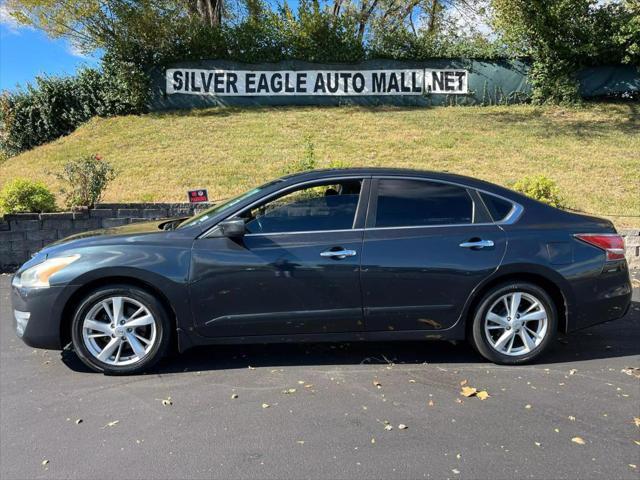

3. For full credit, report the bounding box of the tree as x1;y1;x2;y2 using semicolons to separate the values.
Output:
5;0;187;51
492;0;640;103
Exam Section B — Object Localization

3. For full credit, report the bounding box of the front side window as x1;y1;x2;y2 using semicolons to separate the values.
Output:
374;179;473;228
241;180;362;234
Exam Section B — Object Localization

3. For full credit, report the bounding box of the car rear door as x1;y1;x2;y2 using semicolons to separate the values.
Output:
189;177;370;337
360;177;507;332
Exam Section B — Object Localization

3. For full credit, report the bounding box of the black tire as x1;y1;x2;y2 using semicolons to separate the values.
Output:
469;282;557;365
71;285;172;374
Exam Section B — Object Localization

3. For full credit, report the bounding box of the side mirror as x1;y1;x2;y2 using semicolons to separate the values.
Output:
218;219;246;237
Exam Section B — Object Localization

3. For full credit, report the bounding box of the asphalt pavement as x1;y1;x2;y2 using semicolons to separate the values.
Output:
1;273;639;480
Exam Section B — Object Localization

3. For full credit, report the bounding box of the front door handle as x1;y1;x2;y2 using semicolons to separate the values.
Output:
320;249;357;259
459;239;494;249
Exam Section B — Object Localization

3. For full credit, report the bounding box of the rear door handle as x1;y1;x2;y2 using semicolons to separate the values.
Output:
459;239;494;249
320;249;357;259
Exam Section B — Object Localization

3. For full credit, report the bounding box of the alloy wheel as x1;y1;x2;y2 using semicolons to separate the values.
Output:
81;296;157;366
483;291;548;357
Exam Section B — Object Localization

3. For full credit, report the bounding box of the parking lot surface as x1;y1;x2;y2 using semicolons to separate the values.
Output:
1;273;639;480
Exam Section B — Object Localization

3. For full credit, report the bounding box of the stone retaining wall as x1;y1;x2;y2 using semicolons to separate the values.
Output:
1;205;639;271
0;203;212;270
624;229;640;270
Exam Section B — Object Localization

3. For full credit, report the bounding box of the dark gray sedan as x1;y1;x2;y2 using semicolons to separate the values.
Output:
11;168;632;374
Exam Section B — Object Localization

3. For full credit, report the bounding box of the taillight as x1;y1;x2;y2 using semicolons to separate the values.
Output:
575;233;626;261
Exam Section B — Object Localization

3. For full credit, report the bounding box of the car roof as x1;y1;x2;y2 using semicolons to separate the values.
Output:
279;168;515;197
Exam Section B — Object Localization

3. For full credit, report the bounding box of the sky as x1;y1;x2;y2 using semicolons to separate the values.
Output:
0;5;99;92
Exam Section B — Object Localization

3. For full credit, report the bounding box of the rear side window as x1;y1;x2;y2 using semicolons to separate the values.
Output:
479;193;513;222
374;179;473;228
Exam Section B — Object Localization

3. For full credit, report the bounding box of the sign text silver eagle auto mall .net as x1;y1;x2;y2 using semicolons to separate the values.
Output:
166;69;468;96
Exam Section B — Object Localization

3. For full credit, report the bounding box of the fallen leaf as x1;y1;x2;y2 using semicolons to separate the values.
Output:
428;400;435;407
409;379;416;384
304;384;313;388
476;391;490;400
398;424;407;430
248;366;256;370
75;419;83;425
456;398;463;404
282;388;296;394
296;440;304;445
262;403;270;409
525;404;532;409
634;417;640;428
569;369;578;375
161;398;173;406
373;380;382;389
630;464;637;469
371;438;376;444
231;393;238;399
460;386;477;397
460;379;468;386
384;424;393;431
571;437;586;445
103;420;119;428
452;469;460;475
456;453;461;460
568;416;576;421
297;380;305;384
633;440;640;446
554;428;560;433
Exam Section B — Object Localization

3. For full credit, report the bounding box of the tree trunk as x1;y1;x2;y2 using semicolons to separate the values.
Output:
357;0;379;40
188;0;223;27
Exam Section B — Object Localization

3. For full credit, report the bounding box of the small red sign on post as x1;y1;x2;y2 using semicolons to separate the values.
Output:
188;189;208;203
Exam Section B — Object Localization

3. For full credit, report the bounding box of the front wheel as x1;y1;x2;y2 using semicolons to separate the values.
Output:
71;285;172;374
469;282;557;365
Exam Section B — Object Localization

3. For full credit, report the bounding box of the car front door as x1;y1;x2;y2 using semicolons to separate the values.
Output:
190;178;369;337
360;177;507;332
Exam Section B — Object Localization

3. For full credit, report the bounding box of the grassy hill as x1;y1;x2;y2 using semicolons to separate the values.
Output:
1;103;638;227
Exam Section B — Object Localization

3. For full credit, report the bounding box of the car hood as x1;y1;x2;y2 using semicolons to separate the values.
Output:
53;219;168;245
18;218;194;271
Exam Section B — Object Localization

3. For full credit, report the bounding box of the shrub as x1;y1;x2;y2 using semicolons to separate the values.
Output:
282;136;317;175
0;68;141;156
53;154;116;208
513;175;565;208
0;179;57;215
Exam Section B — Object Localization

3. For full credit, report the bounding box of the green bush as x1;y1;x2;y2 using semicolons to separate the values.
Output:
53;154;117;208
0;68;141;156
0;179;57;215
513;175;565;208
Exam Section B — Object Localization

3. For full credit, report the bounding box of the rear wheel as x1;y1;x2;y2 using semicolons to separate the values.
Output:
470;282;557;364
71;285;172;374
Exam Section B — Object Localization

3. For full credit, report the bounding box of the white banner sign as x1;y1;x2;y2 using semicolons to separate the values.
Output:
166;69;468;96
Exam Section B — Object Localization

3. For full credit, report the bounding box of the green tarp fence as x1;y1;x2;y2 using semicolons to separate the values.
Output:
148;59;639;110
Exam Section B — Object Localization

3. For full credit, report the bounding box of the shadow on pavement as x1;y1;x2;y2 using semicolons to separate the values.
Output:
61;301;640;375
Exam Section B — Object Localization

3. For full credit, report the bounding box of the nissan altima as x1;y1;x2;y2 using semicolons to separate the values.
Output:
11;168;632;374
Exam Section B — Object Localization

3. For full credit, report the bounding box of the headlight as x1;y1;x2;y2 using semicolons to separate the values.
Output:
13;255;80;288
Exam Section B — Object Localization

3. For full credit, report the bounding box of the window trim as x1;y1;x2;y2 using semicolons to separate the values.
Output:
201;176;371;238
199;174;523;238
365;175;523;231
477;190;522;224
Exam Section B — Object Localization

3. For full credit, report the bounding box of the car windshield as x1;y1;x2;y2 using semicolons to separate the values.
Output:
177;180;282;229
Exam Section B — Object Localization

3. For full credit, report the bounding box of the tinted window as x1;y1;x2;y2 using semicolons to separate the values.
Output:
480;193;513;222
374;179;473;228
243;180;362;234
